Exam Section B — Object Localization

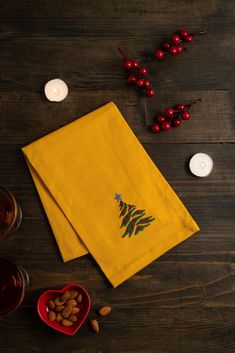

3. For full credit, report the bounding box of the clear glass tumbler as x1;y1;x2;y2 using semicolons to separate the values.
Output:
0;185;22;240
0;257;28;317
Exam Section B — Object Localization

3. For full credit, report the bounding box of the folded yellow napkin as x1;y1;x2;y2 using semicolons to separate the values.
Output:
22;102;199;287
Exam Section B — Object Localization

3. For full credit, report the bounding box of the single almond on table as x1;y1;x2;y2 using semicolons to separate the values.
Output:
62;319;74;327
48;300;55;310
98;306;112;317
55;305;65;312
66;299;77;307
70;290;79;299
54;297;65;306
62;305;72;318
71;306;80;315
61;291;71;302
56;313;63;322
68;314;78;322
76;293;83;303
90;319;99;333
48;310;56;321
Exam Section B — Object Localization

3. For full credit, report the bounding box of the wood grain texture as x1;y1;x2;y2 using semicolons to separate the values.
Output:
0;36;235;92
0;0;235;352
1;90;234;144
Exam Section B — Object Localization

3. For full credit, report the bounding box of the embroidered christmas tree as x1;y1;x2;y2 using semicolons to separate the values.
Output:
114;194;155;238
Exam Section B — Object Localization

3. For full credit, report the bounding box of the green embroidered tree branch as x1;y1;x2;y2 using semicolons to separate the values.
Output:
115;195;155;238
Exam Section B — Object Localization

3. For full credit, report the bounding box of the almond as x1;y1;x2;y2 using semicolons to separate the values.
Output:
55;305;65;312
54;297;65;306
48;310;56;321
71;306;80;315
66;299;77;307
62;319;74;327
98;306;112;317
68;314;78;322
76;293;83;303
90;319;99;333
61;291;70;302
70;290;79;299
62;305;72;318
56;313;63;322
48;300;55;310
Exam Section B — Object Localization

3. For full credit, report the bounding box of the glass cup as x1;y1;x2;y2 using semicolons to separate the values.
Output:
0;186;22;240
0;257;28;317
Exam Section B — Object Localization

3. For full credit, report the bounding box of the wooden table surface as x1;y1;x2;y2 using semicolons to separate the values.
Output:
0;1;235;352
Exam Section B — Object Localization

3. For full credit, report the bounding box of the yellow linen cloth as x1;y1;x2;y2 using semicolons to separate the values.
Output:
22;102;199;287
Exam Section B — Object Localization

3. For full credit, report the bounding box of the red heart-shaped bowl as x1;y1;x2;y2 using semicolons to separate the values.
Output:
37;283;90;336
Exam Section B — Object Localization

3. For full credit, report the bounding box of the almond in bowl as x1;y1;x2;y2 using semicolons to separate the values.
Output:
37;284;90;336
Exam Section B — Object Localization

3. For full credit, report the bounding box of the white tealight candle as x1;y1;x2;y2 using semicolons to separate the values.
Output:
44;79;68;102
189;153;213;177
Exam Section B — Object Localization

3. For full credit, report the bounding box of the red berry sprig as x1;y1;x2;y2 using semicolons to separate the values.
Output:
118;48;156;97
151;98;202;133
118;29;206;98
154;30;207;60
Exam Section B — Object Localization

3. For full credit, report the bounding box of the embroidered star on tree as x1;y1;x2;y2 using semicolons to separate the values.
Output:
114;193;122;202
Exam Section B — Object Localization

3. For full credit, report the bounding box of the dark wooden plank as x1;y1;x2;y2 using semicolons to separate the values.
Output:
0;37;234;92
0;307;235;353
1;195;235;266
0;90;234;144
1;0;235;37
1;141;235;207
0;260;233;310
1;143;235;196
1;194;235;264
144;90;235;142
0;91;146;144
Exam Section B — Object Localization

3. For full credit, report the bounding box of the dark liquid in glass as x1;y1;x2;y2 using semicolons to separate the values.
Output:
0;186;22;240
0;258;26;317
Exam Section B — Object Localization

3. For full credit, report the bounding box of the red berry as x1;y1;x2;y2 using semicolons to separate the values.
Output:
164;107;175;118
144;79;151;88
172;118;181;127
127;75;137;84
163;41;171;50
156;115;165;124
180;29;189;38
155;49;165;60
176;103;185;111
146;88;156;97
162;122;171;131
171;34;181;44
169;46;178;56
136;78;145;87
123;60;133;70
184;35;193;43
181;111;191;120
131;60;139;68
176;45;184;54
139;67;148;76
151;123;161;133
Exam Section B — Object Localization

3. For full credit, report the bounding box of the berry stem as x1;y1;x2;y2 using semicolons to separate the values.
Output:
186;98;202;110
174;99;202;113
118;47;127;60
192;30;207;36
